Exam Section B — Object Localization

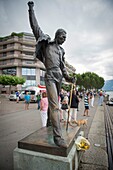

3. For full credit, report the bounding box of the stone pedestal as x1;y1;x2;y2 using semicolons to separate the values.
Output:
14;125;81;170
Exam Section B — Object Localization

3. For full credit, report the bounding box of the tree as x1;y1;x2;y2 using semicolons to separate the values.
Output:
98;76;104;89
61;71;105;92
0;75;25;93
75;72;105;91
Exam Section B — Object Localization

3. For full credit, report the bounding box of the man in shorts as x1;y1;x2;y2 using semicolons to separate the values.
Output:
83;92;90;116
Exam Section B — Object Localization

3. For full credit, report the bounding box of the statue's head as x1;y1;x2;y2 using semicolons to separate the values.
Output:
55;29;67;45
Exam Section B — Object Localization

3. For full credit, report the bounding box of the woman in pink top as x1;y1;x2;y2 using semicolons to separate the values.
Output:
40;92;48;127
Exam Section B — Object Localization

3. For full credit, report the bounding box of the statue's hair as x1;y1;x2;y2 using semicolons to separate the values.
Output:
55;29;66;39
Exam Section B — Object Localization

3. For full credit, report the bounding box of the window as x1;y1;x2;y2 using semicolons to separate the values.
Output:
40;70;45;77
22;68;36;86
27;75;36;80
25;61;34;64
10;59;14;63
10;50;14;54
3;44;7;49
2;68;16;75
9;43;14;46
22;80;36;87
22;68;35;75
27;68;31;75
40;76;45;85
22;75;36;81
22;68;27;75
25;90;35;95
31;68;35;75
2;61;7;65
3;52;7;57
23;51;34;56
40;69;45;85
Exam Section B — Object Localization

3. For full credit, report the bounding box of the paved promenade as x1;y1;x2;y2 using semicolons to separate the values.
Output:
78;102;108;170
0;95;109;170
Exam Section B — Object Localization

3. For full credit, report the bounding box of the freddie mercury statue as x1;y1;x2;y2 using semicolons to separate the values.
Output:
28;1;75;147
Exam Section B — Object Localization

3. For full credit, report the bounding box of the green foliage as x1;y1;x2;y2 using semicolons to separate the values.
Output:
76;74;83;86
0;75;11;85
0;75;25;86
65;71;104;91
61;83;71;91
11;32;24;37
17;77;26;84
0;32;24;40
76;72;105;90
62;71;104;91
69;72;76;78
0;36;9;40
61;73;76;91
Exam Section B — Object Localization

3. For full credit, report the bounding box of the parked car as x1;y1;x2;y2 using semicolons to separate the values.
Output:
9;92;17;101
106;98;113;106
105;92;113;106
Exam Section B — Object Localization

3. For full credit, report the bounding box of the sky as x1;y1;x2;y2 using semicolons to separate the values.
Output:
0;0;113;81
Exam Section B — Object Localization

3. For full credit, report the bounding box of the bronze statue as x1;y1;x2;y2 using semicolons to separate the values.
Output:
28;1;75;147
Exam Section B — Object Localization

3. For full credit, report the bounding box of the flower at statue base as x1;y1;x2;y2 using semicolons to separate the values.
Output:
75;136;90;151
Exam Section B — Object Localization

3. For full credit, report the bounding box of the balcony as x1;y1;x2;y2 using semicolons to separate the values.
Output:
0;54;19;60
0;45;20;53
0;36;19;45
18;46;35;52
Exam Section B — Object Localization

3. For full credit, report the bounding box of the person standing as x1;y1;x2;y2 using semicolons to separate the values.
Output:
83;92;90;116
40;92;48;127
24;91;31;110
69;90;79;123
90;91;95;107
36;92;41;110
98;90;104;106
15;91;19;103
59;88;65;121
61;92;69;125
76;90;80;111
27;1;75;147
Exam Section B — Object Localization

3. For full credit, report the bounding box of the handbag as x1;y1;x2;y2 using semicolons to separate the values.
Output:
61;103;68;110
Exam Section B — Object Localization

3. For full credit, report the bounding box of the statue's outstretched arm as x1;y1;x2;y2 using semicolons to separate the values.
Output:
28;1;44;41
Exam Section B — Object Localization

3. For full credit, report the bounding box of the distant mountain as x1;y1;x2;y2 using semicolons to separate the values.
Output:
102;79;113;91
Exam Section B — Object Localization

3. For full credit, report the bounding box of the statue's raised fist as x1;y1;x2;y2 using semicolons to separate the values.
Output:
28;1;34;8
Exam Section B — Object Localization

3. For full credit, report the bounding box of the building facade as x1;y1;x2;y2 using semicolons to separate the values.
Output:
0;32;76;94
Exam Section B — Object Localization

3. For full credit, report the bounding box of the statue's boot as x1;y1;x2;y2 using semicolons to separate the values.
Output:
51;109;67;148
54;136;67;148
